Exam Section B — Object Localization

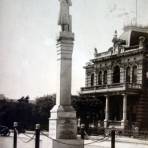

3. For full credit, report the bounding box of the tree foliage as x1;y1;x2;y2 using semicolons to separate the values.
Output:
0;94;55;130
34;95;55;129
0;94;104;130
72;95;104;126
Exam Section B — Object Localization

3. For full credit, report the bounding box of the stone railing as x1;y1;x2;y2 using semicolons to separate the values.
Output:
81;83;142;92
125;83;142;89
95;51;111;58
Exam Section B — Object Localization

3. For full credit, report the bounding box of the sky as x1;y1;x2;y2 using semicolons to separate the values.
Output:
0;0;148;99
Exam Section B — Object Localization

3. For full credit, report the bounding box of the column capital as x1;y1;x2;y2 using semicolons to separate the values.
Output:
104;95;109;98
57;31;74;41
121;93;127;96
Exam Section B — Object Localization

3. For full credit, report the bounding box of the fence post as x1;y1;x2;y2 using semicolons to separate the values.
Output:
111;129;115;148
13;122;18;148
35;124;40;148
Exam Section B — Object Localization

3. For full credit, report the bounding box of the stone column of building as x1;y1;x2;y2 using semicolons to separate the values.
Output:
104;95;109;128
94;69;97;86
49;1;83;148
102;71;104;85
130;67;133;83
107;69;112;85
120;67;124;83
121;94;128;128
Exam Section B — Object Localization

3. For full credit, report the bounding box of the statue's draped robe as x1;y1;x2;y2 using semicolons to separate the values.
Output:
58;0;72;25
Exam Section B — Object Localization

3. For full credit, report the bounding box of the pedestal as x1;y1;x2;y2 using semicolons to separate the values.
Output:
49;105;84;148
49;105;77;139
49;139;84;148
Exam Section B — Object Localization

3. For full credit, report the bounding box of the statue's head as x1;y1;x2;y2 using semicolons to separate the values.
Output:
66;0;72;6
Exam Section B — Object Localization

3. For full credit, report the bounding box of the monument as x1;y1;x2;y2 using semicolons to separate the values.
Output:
49;0;84;147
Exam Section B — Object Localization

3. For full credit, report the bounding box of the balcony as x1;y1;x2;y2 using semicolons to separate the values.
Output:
81;83;142;94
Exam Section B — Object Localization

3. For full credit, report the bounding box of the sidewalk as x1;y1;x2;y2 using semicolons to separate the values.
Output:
84;135;148;148
8;132;148;148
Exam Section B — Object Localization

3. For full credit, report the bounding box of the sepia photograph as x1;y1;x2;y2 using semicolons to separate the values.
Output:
0;0;148;148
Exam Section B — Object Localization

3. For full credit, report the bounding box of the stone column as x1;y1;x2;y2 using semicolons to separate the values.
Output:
49;1;83;147
94;69;97;86
121;94;128;128
49;32;83;148
104;95;109;128
56;32;74;106
49;31;77;138
107;69;112;85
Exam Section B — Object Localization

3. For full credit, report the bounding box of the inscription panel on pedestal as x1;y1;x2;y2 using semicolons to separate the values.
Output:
58;119;77;139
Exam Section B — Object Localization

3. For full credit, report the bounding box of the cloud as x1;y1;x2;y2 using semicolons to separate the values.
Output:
109;4;117;13
117;12;129;18
117;10;135;18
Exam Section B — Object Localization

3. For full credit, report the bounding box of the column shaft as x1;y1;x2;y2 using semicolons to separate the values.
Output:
122;94;127;121
105;95;109;120
104;95;109;128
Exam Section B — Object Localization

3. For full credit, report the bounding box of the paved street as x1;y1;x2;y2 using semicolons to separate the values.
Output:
0;133;48;148
0;133;148;148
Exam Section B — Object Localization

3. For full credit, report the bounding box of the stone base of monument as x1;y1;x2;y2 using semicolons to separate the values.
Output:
49;105;84;148
49;139;84;148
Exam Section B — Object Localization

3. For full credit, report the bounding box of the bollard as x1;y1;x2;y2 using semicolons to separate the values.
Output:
13;122;18;148
35;124;40;148
80;124;85;139
111;129;115;148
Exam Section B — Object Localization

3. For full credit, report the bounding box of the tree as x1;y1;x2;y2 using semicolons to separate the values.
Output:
72;95;104;131
34;95;55;129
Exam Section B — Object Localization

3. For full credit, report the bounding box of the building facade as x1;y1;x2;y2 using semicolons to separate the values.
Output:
80;25;148;130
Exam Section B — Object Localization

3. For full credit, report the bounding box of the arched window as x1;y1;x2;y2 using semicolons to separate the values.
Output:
126;67;130;83
90;73;94;86
98;71;102;85
132;66;137;83
113;66;120;83
103;70;107;84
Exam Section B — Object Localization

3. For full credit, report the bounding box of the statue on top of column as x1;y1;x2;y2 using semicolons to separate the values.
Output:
58;0;72;32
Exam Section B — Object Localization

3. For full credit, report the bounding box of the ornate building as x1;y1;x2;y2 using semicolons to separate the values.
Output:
80;25;148;130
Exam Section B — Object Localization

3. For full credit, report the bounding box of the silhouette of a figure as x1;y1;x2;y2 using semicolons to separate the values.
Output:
58;0;72;31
